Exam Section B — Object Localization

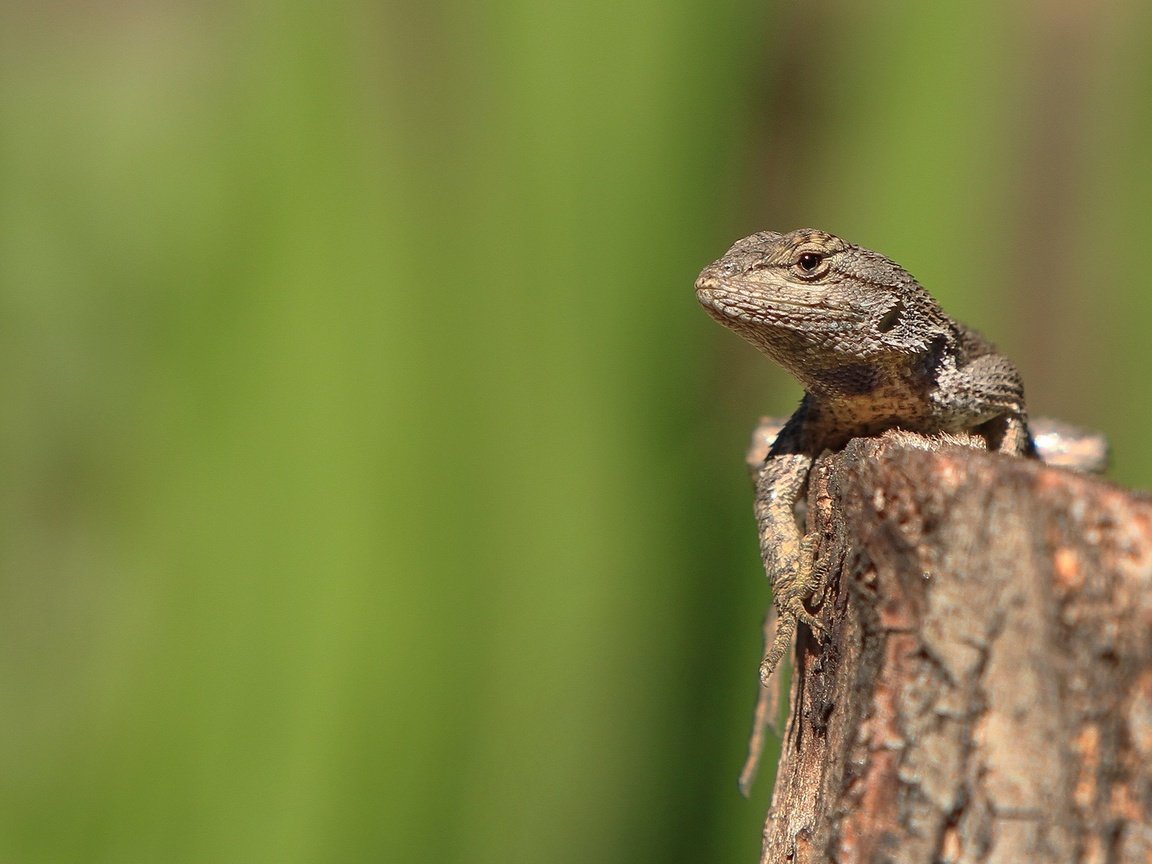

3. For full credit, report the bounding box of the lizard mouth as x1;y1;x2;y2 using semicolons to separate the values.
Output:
696;284;850;326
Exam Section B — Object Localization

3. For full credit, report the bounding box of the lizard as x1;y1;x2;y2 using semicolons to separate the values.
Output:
694;228;1107;792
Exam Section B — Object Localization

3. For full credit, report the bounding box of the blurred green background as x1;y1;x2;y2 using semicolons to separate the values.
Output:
3;1;1151;862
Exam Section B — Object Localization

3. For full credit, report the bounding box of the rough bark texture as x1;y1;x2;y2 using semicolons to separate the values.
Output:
762;432;1152;864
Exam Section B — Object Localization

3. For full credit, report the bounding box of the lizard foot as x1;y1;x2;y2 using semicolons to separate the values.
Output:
784;597;826;634
759;531;836;686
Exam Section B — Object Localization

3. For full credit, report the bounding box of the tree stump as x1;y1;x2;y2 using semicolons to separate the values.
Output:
760;432;1152;864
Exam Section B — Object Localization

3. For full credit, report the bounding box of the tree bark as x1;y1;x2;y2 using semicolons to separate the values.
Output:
761;432;1152;864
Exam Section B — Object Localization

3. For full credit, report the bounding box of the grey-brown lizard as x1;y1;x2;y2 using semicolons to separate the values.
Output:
694;228;1106;790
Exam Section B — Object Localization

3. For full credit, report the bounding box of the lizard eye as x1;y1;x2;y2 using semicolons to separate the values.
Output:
794;252;825;276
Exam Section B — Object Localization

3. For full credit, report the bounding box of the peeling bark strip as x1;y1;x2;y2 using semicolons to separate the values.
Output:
762;433;1152;864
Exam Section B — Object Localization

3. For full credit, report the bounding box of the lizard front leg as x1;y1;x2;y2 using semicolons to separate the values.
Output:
753;450;823;687
933;352;1033;456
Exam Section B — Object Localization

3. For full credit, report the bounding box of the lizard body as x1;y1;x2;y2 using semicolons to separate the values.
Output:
695;229;1036;694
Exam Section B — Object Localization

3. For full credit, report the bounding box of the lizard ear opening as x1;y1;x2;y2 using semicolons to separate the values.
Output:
878;301;903;333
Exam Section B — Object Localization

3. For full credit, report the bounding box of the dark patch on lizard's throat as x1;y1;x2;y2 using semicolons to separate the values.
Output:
810;362;881;397
877;300;903;333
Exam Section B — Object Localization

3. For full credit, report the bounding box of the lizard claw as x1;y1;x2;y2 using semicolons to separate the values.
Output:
785;598;826;634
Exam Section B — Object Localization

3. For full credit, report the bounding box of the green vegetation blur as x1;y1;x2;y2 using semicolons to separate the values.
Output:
2;2;1150;862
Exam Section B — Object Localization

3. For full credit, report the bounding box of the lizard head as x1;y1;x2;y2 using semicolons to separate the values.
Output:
694;228;945;396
